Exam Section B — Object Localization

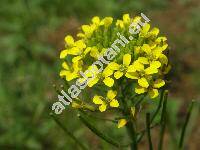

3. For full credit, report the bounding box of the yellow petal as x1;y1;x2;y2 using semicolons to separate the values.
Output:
77;33;85;38
103;67;113;77
108;62;120;70
133;61;144;71
141;23;150;35
133;16;141;23
150;28;159;36
59;70;69;77
137;57;149;64
156;37;167;43
93;96;103;104
123;14;130;24
90;47;100;59
150;61;161;69
125;72;139;79
114;71;124;79
135;86;147;94
141;44;151;54
110;99;119;107
84;47;91;55
145;66;158;75
92;16;100;24
152;47;162;58
148;89;159;99
74;40;86;49
67;47;81;55
100;17;113;27
62;62;70;70
66;72;78;81
103;77;114;87
88;77;99;87
153;79;165;88
123;54;131;66
73;61;82;71
116;20;124;28
127;65;136;72
159;54;168;65
118;119;127;128
64;35;74;46
82;25;91;33
145;61;161;74
107;90;117;100
161;44;168;51
99;104;107;112
72;56;82;63
138;77;149;88
60;50;68;59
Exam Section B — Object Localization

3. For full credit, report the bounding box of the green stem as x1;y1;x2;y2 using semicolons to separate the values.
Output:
158;91;168;150
78;113;124;148
120;82;137;150
50;113;88;150
151;89;165;123
126;121;137;150
178;100;195;149
146;113;153;150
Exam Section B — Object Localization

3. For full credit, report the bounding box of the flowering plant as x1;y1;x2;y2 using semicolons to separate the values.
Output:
51;14;194;149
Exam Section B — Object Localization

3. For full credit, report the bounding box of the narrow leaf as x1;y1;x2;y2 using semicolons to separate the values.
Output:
179;100;195;149
50;113;88;150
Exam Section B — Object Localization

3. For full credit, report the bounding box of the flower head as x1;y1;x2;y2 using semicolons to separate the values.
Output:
59;13;171;116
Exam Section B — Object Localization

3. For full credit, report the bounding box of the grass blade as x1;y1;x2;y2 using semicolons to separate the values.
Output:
178;100;195;149
78;113;121;148
158;91;168;150
146;113;153;150
50;113;88;150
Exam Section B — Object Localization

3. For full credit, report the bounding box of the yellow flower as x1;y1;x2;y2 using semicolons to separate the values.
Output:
59;13;170;104
59;61;82;81
90;47;107;59
72;47;91;63
92;16;101;28
93;90;119;112
64;35;74;47
117;119;127;128
108;54;132;79
116;20;124;28
139;23;160;38
126;60;161;88
135;79;165;98
140;44;168;65
88;66;114;87
60;40;87;59
155;36;168;51
100;17;113;27
123;14;131;24
81;24;96;38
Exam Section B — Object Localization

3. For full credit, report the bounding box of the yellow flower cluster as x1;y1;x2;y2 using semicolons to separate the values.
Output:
59;13;170;113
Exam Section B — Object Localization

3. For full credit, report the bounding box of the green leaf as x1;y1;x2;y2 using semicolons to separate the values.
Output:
78;113;130;148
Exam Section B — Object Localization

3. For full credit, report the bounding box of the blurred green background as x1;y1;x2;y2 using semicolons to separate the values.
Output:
0;0;199;149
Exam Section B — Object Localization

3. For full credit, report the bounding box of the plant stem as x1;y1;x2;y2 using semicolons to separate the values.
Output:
78;113;121;148
151;89;165;123
126;121;137;150
146;113;153;150
121;83;138;150
50;113;88;150
178;100;195;149
158;91;168;150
